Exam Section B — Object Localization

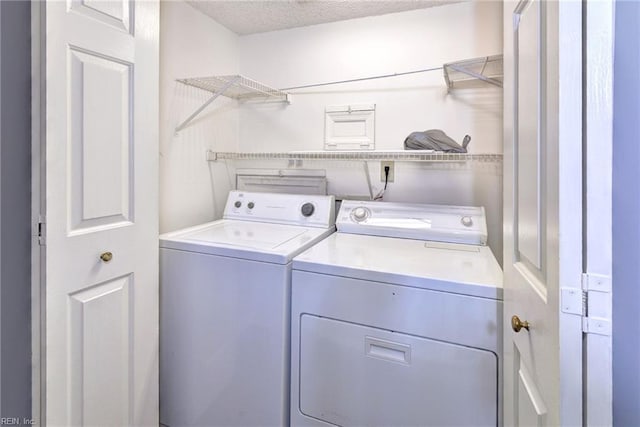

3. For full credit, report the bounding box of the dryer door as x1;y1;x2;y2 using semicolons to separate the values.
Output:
299;315;498;426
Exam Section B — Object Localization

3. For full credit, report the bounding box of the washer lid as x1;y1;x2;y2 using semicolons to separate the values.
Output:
160;219;334;264
181;221;306;250
293;233;503;299
337;200;487;245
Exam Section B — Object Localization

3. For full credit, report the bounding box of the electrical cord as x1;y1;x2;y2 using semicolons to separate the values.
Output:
384;166;390;190
374;166;391;201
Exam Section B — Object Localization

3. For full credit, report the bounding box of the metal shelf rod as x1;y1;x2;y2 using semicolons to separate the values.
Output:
279;66;443;91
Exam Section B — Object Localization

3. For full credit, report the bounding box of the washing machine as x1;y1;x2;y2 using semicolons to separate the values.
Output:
160;191;335;427
290;200;503;427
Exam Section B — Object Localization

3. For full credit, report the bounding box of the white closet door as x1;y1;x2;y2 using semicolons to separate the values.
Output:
503;0;584;425
42;1;159;425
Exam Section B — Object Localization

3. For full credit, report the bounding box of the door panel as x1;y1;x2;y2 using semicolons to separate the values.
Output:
69;275;132;426
69;47;133;232
504;0;583;425
82;0;126;21
515;0;544;272
43;1;159;425
514;348;547;426
69;0;133;33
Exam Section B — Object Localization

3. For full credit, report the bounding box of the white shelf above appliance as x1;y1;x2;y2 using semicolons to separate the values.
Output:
175;75;290;132
443;55;503;90
206;150;503;163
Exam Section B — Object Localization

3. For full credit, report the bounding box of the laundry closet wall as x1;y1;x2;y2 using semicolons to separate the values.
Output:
235;1;504;262
160;1;240;233
161;1;504;263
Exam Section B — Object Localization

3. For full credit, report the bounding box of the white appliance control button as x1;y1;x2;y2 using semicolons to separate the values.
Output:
461;216;473;227
301;203;315;217
352;207;370;222
247;202;255;209
234;201;242;208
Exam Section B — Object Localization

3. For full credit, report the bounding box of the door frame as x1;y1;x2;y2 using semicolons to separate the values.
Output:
583;1;614;425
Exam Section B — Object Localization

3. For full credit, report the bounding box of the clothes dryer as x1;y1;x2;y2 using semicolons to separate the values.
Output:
291;200;503;426
160;191;335;427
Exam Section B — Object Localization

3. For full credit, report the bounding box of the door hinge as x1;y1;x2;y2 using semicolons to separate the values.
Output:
37;215;46;246
561;274;612;336
582;273;612;336
560;287;584;316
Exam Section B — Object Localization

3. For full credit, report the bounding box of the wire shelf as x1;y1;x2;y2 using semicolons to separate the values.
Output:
443;55;503;90
174;75;290;132
206;150;503;163
177;75;289;102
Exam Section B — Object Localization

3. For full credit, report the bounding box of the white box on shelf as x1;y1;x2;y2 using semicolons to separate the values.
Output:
324;104;375;151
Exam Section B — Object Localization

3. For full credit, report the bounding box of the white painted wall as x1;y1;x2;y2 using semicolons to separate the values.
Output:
613;0;640;423
236;1;504;262
0;0;31;420
159;1;240;233
238;1;502;152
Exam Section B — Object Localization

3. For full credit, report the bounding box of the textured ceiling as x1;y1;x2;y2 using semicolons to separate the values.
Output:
187;0;465;35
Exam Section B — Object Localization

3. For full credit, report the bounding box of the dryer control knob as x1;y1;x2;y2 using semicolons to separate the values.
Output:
352;207;369;222
461;216;473;227
301;203;315;217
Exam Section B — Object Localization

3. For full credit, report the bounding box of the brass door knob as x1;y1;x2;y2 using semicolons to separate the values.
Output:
100;252;113;262
511;315;530;333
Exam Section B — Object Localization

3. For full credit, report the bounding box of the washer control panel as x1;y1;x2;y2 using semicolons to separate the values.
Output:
337;200;487;245
224;191;335;228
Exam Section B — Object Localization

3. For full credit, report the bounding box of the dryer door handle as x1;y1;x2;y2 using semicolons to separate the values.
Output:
364;336;411;364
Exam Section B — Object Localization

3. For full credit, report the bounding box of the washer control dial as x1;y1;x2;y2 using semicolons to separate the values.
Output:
234;201;242;208
461;216;473;227
301;202;315;217
247;202;255;209
351;207;370;222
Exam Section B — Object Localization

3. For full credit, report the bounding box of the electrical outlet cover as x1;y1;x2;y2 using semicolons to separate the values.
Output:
380;161;395;183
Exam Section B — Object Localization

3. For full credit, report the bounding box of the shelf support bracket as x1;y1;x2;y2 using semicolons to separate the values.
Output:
175;76;241;133
206;150;218;161
447;62;503;88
